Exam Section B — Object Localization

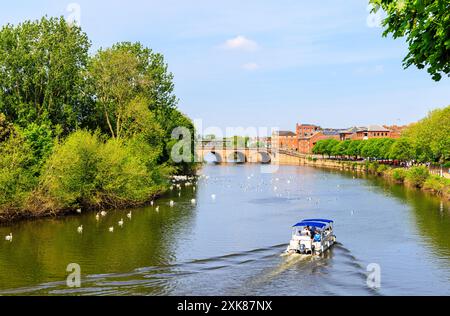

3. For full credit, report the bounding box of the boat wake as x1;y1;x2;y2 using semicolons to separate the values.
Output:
0;242;376;296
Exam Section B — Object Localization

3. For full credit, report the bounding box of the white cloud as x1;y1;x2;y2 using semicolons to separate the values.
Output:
242;62;260;71
222;35;259;51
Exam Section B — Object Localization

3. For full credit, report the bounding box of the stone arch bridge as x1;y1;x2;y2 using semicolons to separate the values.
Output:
196;147;273;164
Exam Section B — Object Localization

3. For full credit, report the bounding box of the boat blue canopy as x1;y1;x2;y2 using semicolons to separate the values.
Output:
293;221;328;228
302;219;334;224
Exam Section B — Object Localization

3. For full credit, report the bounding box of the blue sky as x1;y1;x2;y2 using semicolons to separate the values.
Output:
2;1;449;134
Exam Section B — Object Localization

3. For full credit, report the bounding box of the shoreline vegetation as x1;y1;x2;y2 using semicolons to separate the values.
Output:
0;17;197;223
308;105;450;201
297;157;450;201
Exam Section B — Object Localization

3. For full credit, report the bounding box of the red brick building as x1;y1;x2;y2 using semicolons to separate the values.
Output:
298;130;340;154
292;122;405;154
340;125;399;141
296;123;321;138
272;131;297;151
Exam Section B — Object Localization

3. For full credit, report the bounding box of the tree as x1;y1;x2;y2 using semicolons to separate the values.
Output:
389;138;414;161
312;140;327;156
334;140;351;158
378;138;396;159
403;105;450;163
370;0;450;81
347;140;362;158
325;139;340;157
0;17;91;132
89;46;152;139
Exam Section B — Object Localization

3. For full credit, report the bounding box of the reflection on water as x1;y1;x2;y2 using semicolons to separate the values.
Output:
0;164;449;295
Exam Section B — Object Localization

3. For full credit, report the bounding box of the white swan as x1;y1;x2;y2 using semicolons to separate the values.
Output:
109;227;114;233
156;206;160;212
95;213;100;221
170;200;175;207
127;211;132;219
100;211;107;217
5;233;12;242
118;219;124;227
77;225;83;234
76;208;82;214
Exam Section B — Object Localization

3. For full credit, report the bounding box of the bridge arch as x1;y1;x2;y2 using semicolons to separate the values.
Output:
203;151;223;164
258;151;272;164
228;151;247;164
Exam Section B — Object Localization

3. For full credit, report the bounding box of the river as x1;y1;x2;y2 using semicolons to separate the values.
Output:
0;164;449;295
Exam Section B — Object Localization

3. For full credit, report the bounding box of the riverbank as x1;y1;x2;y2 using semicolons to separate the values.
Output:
278;154;450;201
0;191;166;225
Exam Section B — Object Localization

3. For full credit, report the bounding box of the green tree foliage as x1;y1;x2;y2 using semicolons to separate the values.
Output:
0;129;37;209
405;166;430;188
389;138;414;161
22;121;55;174
0;17;197;214
0;17;92;132
347;140;362;158
370;0;450;81
0;113;14;142
403;105;450;163
39;130;165;210
334;140;351;157
325;139;340;157
392;168;408;182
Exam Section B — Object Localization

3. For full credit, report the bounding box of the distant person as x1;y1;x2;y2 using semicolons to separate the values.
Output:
314;232;322;242
310;227;316;240
301;226;311;237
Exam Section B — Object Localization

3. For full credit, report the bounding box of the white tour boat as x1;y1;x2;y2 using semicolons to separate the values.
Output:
285;219;336;255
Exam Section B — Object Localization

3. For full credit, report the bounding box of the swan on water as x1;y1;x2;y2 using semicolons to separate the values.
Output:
5;233;12;242
77;225;83;234
118;219;124;227
109;227;114;233
127;211;132;219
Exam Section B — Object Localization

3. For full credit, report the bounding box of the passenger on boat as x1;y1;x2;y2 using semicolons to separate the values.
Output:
314;232;322;242
310;227;317;240
301;226;311;237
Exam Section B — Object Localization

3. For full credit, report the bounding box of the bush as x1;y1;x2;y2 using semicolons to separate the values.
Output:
366;161;379;174
376;164;389;175
423;176;450;196
443;162;450;169
39;130;166;210
0;131;37;210
95;139;156;206
406;166;430;188
39;130;102;209
391;168;408;183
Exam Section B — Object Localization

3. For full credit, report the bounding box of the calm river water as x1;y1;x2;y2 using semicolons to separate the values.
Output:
0;164;449;295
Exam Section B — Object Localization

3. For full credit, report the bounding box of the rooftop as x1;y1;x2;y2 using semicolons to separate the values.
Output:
367;125;391;132
274;131;296;136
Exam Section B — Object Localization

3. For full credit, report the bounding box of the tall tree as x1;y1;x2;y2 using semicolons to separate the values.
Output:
0;17;92;132
89;47;151;138
403;105;450;163
370;0;450;81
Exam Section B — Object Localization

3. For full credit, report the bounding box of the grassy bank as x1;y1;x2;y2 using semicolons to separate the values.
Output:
304;158;450;201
